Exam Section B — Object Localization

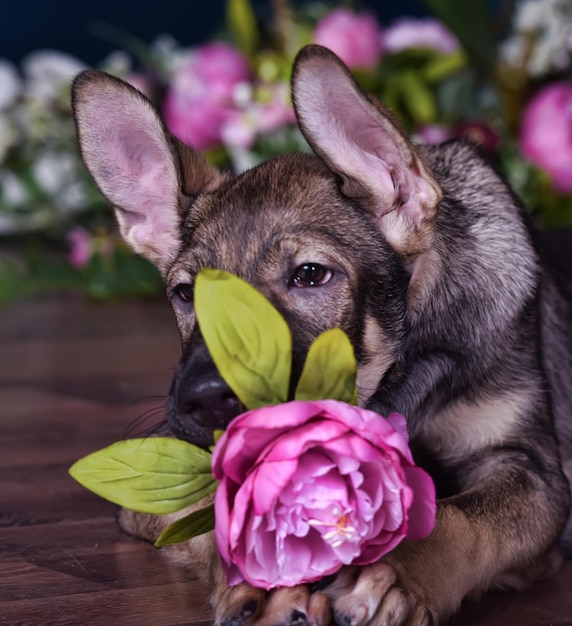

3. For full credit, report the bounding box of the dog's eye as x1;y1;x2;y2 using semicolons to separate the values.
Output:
173;283;194;303
291;263;332;288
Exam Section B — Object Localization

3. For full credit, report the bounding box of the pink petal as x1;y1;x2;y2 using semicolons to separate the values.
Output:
403;466;437;540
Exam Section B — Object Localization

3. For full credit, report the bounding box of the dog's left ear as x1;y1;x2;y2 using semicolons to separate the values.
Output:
292;45;442;258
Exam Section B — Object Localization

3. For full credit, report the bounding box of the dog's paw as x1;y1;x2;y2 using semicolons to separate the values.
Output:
326;564;436;626
215;584;331;626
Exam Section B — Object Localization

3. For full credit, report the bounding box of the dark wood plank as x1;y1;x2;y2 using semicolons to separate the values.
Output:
1;295;570;626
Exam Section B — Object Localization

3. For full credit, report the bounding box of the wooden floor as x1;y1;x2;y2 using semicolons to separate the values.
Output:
1;295;571;626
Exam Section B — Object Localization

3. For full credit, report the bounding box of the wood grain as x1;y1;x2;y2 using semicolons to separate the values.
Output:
1;295;570;626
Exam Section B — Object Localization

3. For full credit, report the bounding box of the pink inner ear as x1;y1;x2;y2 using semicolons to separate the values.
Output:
294;53;439;227
77;84;182;267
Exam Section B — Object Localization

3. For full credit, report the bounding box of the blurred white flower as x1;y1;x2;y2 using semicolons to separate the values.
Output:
500;0;572;75
32;152;77;195
22;50;87;101
0;114;18;164
31;152;89;212
0;170;29;207
0;60;21;110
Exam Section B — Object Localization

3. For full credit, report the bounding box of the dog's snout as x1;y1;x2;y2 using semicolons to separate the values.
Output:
178;374;241;430
168;339;242;446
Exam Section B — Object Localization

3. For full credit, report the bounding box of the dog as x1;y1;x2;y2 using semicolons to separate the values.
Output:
71;44;572;626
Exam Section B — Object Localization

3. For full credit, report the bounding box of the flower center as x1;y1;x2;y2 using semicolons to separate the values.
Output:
308;506;358;548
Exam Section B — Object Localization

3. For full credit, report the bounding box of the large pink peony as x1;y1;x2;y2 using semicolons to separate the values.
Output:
520;82;572;193
212;400;436;589
313;8;383;70
163;43;250;150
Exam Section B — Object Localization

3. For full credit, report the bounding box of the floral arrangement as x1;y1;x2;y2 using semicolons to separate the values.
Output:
1;0;571;303
69;269;436;589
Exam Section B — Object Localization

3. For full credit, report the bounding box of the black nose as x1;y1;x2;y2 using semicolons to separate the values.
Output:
168;340;242;447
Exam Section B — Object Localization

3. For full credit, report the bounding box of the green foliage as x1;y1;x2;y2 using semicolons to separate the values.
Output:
155;505;215;546
194;269;292;409
227;0;259;57
295;328;358;404
69;438;218;514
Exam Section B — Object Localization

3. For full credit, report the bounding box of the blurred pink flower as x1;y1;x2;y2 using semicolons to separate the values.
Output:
221;83;296;149
212;400;436;590
383;18;459;55
520;82;572;193
67;227;93;268
413;124;452;145
314;8;383;70
163;43;250;150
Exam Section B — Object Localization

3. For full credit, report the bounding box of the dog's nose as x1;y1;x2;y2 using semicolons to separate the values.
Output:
168;340;243;446
178;373;242;431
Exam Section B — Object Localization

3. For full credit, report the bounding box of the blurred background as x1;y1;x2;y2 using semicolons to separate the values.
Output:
0;0;571;304
1;0;426;64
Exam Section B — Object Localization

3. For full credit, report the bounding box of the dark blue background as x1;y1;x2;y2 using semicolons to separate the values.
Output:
2;0;427;65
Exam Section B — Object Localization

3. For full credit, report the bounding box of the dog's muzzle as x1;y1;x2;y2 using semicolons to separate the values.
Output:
167;340;242;447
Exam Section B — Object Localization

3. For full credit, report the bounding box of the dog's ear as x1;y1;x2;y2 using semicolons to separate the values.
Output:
292;45;442;258
72;70;223;273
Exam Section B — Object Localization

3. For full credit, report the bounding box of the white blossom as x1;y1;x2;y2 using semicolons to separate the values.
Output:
500;0;572;76
22;50;87;101
0;60;21;110
0;170;29;207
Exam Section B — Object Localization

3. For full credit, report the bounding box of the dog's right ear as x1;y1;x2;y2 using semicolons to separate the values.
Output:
72;70;223;273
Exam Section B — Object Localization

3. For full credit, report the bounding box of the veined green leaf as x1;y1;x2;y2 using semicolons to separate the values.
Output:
69;438;217;514
195;269;292;409
295;328;358;404
155;505;215;547
226;0;259;57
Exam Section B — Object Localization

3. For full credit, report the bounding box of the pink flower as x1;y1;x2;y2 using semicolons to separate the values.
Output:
383;18;459;55
221;83;296;149
67;227;93;268
163;43;250;150
212;400;436;590
520;82;572;193
314;8;383;70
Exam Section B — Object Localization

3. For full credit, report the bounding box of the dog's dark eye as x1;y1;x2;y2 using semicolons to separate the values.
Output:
173;283;194;303
291;263;332;288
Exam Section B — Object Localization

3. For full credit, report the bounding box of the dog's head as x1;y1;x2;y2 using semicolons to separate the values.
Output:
72;45;442;447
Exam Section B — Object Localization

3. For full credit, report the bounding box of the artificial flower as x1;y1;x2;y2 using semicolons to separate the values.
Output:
212;399;436;589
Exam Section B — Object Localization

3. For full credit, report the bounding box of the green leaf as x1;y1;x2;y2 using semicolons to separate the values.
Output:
155;505;215;547
69;438;218;514
399;71;437;125
295;328;358;404
195;269;292;409
423;50;467;83
226;0;259;57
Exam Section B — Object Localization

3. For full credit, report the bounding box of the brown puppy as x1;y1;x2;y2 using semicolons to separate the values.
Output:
72;45;572;625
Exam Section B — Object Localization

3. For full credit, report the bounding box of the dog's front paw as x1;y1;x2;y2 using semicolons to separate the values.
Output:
326;564;435;626
215;584;331;626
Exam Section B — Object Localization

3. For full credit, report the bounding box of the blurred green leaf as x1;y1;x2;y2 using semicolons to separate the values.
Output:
69;438;218;514
295;328;358;404
195;269;292;409
155;505;215;546
227;0;259;57
423;50;467;82
400;72;437;124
